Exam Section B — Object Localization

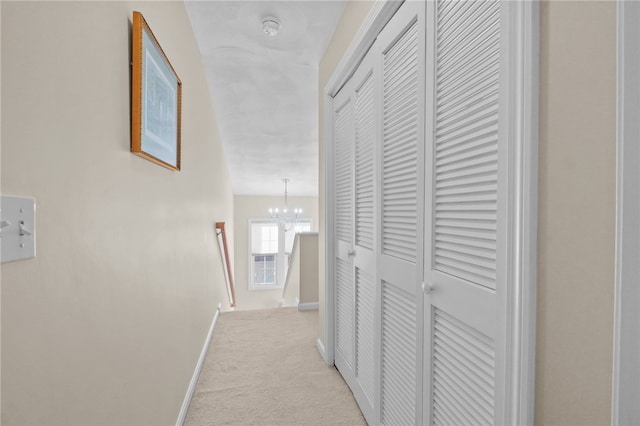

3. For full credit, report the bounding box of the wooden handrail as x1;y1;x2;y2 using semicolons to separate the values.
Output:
215;222;236;308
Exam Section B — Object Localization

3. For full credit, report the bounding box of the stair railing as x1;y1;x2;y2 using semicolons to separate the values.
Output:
215;222;236;308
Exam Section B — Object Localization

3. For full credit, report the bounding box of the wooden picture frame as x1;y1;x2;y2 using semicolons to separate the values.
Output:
131;11;182;171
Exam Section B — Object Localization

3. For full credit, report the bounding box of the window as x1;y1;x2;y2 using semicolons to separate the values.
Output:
253;254;276;286
249;219;312;290
250;222;278;289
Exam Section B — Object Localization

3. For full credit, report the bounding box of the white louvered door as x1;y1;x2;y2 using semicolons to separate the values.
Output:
351;44;380;424
423;1;508;424
332;43;380;425
333;83;355;386
377;2;426;425
329;0;534;423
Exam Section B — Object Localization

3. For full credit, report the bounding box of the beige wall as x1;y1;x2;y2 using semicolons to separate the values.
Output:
536;1;616;424
233;195;318;311
281;233;319;306
318;0;375;351
319;0;618;424
299;234;319;304
282;237;301;307
1;2;233;424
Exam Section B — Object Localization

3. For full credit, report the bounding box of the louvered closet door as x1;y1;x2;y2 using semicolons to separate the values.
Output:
423;1;508;424
377;2;426;425
332;43;380;425
343;44;381;425
332;83;356;386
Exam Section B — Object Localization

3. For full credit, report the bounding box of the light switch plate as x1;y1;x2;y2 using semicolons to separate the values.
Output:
1;195;36;263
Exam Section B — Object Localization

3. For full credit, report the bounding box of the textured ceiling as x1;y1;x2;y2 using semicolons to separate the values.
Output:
185;1;347;196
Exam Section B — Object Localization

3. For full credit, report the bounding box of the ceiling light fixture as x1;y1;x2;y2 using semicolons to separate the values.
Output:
261;16;280;37
269;179;302;231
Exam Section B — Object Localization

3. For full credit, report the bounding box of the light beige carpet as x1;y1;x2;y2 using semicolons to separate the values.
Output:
184;308;366;426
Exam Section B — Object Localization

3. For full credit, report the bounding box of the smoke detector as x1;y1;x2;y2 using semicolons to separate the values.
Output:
261;16;280;37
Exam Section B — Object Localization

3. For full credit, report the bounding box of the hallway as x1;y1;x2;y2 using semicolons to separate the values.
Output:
0;1;626;424
184;308;365;425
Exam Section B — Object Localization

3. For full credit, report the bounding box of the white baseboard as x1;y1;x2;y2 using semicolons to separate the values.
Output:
175;303;222;426
316;338;331;365
298;302;319;311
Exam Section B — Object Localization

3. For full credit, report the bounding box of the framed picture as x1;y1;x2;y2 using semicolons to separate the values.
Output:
131;11;182;171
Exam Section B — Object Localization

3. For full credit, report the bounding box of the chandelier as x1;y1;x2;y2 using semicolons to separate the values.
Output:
268;178;302;231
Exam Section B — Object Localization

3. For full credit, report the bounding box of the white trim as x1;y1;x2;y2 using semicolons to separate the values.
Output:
316;338;329;365
324;0;403;98
298;302;319;311
175;303;222;426
323;79;336;367
507;2;539;425
613;2;640;424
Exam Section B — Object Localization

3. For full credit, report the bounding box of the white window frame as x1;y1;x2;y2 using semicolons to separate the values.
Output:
252;253;278;287
248;220;281;290
248;219;312;291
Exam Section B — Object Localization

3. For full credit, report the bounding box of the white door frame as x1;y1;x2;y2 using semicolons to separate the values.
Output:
322;1;539;424
613;2;640;424
503;3;540;424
